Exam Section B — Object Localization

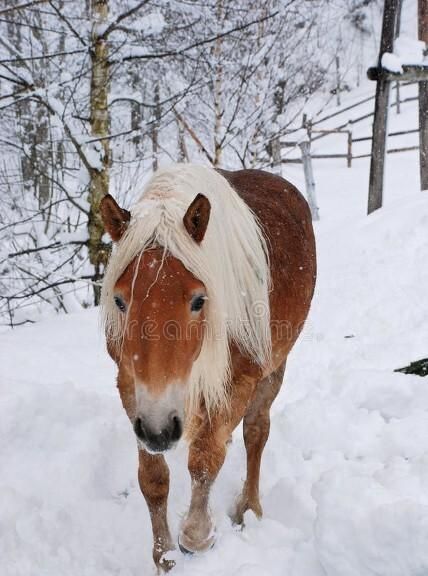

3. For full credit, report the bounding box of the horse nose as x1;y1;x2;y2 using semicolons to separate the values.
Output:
134;412;183;452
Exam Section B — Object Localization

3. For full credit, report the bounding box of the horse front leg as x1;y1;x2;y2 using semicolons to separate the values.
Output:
178;423;228;553
179;375;258;554
138;449;174;571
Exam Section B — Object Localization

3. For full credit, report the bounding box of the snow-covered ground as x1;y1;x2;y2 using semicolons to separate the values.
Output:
1;96;428;574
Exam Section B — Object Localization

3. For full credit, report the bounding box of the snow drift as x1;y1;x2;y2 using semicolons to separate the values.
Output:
1;192;428;576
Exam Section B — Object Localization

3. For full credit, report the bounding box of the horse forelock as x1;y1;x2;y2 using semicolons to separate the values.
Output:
101;163;271;415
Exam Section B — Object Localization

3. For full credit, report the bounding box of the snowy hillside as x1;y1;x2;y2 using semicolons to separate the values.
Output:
1;152;428;575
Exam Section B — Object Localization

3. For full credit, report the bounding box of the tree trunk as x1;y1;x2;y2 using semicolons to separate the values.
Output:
151;83;161;171
6;2;34;197
177;117;189;162
131;68;143;150
213;0;224;166
88;0;110;304
32;7;52;212
335;56;341;107
56;0;66;176
34;104;51;210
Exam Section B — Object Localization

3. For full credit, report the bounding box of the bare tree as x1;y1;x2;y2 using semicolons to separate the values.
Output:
0;0;374;324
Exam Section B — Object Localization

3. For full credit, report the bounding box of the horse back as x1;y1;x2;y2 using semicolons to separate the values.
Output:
219;169;316;366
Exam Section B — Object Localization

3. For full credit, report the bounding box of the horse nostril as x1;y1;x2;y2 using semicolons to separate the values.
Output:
134;414;182;451
170;414;183;442
134;417;147;441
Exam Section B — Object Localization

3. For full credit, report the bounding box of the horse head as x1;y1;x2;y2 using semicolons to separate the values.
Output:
100;193;211;453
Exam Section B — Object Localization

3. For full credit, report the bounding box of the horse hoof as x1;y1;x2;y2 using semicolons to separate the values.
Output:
153;552;175;573
178;539;193;555
231;494;263;526
157;558;175;573
178;531;216;555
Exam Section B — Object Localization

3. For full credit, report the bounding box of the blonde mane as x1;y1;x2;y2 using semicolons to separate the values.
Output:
101;164;271;414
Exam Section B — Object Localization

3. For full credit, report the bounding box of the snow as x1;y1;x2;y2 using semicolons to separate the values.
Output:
382;35;426;73
83;142;105;171
394;35;425;65
381;52;403;74
136;13;165;36
58;229;88;243
1;136;428;575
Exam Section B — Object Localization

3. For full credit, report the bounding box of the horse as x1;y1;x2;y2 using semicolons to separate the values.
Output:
100;164;316;571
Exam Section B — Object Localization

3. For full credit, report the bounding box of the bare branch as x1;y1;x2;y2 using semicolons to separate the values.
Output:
0;35;32;73
112;11;279;63
0;48;88;65
100;0;151;39
5;276;94;301
8;241;86;259
0;72;30;87
33;94;96;175
0;0;49;16
174;110;214;164
48;1;87;46
0;76;95;177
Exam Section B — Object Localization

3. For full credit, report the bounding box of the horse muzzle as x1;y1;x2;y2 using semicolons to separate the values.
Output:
134;411;183;452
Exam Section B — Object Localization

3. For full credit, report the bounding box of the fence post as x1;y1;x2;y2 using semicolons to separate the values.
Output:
395;0;403;115
418;0;428;190
347;123;353;167
367;0;399;214
299;140;319;221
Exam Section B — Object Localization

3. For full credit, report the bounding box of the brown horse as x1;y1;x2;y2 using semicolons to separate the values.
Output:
100;164;316;571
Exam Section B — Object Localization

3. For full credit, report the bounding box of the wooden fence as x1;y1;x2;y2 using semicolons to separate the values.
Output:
278;83;419;167
272;81;419;220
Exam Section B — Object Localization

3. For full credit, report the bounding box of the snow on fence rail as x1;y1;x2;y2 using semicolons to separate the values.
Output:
271;81;419;221
277;82;419;168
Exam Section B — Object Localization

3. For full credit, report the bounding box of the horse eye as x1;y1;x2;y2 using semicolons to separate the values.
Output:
191;295;206;312
114;295;127;313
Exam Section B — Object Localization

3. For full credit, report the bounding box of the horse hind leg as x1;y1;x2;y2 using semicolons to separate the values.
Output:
231;360;286;525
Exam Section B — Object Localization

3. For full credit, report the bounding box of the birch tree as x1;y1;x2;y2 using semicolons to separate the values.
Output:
0;0;378;324
88;0;110;302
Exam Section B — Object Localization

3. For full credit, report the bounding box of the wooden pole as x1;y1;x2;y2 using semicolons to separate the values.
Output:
395;0;403;114
299;140;319;221
347;122;353;167
418;0;428;190
367;0;399;215
396;0;403;36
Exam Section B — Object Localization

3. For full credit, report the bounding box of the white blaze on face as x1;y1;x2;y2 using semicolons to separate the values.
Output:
134;380;186;434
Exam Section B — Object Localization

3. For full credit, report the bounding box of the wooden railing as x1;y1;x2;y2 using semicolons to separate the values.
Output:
275;83;419;168
271;82;419;219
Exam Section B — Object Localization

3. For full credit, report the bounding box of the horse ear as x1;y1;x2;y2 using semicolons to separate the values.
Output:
183;194;211;243
100;194;131;242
